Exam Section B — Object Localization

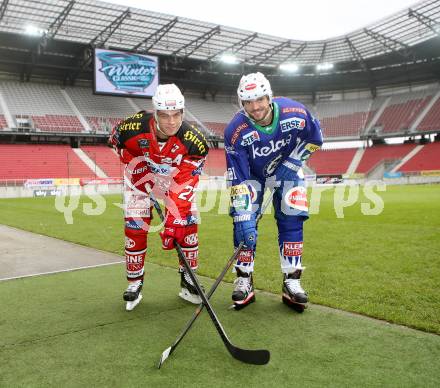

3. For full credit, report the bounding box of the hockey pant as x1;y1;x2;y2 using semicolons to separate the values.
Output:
124;180;199;281
233;177;309;275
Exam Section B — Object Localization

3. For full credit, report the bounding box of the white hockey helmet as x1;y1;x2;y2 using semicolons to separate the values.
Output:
237;72;273;104
152;84;185;111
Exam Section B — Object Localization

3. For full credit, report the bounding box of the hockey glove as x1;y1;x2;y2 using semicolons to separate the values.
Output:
233;214;257;250
274;156;302;183
160;225;187;250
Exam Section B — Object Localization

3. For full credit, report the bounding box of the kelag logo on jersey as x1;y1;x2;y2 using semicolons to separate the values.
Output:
252;134;292;158
280;117;306;132
241;131;260;146
97;52;157;93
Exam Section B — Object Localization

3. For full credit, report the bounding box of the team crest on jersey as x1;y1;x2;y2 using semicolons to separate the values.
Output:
280;117;306;132
263;154;283;176
138;139;150;148
241;131;260;146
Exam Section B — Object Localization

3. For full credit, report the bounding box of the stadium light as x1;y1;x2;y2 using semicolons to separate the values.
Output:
279;63;299;73
316;63;334;71
25;25;46;36
220;54;239;64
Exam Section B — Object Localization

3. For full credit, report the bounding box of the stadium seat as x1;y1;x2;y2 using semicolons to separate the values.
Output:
398;142;440;172
356;144;417;174
0;144;96;179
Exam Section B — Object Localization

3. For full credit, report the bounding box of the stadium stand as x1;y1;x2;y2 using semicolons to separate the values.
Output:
355;143;417;174
315;98;382;138
185;96;236;137
31;115;84;133
417;95;440;132
306;148;358;175
0;144;95;179
374;90;433;134
204;148;226;176
397;142;440;173
81;145;123;177
0;81;85;133
65;86;136;133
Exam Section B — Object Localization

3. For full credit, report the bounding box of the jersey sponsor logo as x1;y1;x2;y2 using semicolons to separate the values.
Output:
191;159;205;176
138;139;150;148
232;195;251;212
173;215;198;226
118;120;142;132
237;249;254;263
231;123;248;145
241;130;260;146
127;165;148;175
125;252;144;264
282;107;307;115
263;154;283;176
233;214;251;222
245;83;256;90
145;156;171;176
125;220;143;230
305;143;320;153
225;145;237;155
171;144;180;153
252;134;292;158
184;233;198;245
125;237;136;249
181;246;199;265
184;130;207;154
282;242;303;257
230;184;250;196
284;186;308;212
280;117;305;132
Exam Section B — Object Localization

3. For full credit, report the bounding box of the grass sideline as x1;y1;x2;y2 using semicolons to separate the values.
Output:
0;184;439;334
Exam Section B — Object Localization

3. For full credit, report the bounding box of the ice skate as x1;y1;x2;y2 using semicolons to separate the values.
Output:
231;268;255;310
282;270;307;313
123;280;143;311
179;269;203;304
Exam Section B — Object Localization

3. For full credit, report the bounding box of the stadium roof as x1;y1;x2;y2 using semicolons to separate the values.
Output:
0;0;439;67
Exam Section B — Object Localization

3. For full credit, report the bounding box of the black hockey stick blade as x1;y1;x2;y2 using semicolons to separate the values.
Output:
226;342;270;365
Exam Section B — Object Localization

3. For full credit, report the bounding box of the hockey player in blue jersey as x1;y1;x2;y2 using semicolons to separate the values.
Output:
224;72;323;312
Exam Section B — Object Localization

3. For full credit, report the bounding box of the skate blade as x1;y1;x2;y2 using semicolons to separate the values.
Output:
282;295;307;313
230;294;256;311
126;294;142;311
179;288;202;305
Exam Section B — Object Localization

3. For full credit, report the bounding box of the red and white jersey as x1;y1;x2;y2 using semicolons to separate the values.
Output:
110;111;209;224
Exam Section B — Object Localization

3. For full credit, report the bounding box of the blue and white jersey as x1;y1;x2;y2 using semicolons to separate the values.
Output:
224;97;323;187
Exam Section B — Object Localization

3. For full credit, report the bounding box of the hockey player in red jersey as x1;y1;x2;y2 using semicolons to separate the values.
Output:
110;84;209;311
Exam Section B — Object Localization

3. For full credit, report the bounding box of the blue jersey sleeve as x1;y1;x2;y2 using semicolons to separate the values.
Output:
224;130;250;186
292;110;323;162
224;119;254;218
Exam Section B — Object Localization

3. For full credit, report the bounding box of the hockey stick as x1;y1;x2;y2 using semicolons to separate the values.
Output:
157;190;275;368
151;193;271;367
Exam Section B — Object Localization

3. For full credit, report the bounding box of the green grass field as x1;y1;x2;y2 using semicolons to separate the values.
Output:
1;184;440;387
